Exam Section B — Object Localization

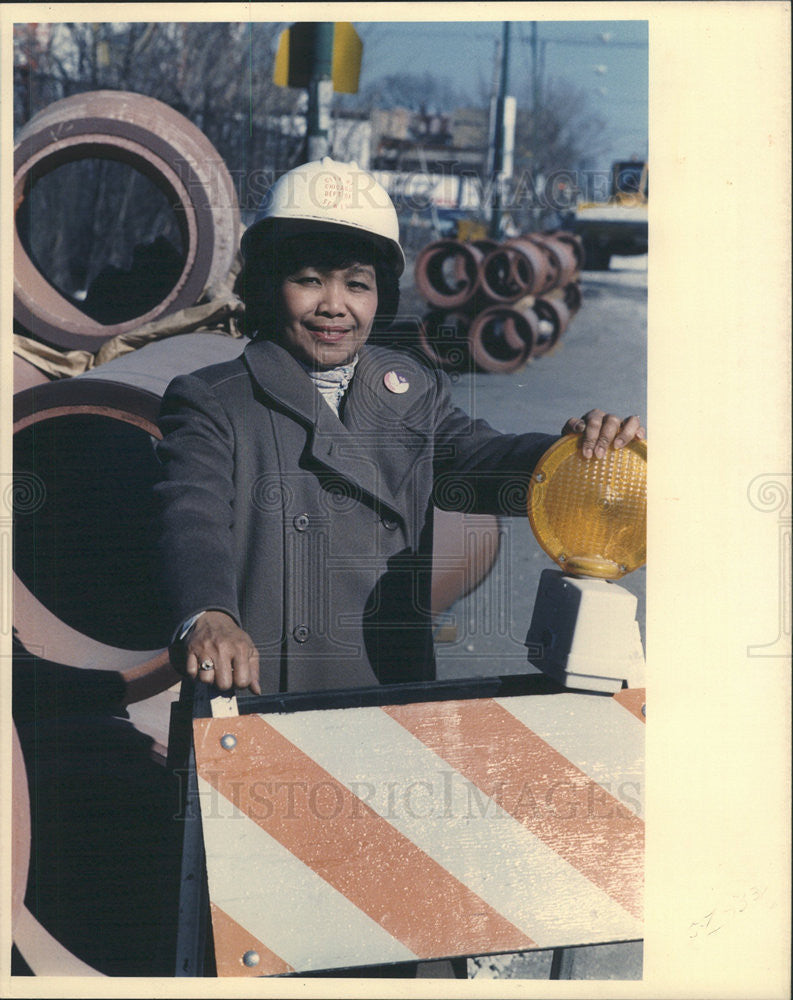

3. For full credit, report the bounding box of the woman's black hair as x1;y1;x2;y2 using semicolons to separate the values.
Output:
237;228;400;339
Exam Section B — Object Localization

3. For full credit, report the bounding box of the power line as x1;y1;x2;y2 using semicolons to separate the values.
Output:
534;38;646;48
515;24;646;49
358;23;646;48
355;25;501;42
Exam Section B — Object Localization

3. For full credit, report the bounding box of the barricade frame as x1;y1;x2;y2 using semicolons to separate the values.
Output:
170;672;644;979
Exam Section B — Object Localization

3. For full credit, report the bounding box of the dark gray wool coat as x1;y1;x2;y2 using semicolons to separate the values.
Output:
154;336;557;695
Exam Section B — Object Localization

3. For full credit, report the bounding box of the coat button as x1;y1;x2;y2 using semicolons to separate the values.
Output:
293;513;310;531
381;516;399;531
292;624;310;643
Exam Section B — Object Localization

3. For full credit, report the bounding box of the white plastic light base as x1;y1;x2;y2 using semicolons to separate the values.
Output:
525;569;646;693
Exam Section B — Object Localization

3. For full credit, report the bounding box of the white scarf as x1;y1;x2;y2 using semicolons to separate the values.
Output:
301;355;359;415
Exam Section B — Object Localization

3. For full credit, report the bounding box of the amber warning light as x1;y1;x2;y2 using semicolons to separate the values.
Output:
528;433;646;579
525;433;647;692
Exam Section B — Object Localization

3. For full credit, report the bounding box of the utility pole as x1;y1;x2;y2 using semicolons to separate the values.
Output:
306;22;334;161
531;21;540;114
530;21;540;230
489;21;514;239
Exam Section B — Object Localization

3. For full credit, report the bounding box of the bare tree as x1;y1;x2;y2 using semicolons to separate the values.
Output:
513;76;610;178
352;71;469;116
14;22;303;208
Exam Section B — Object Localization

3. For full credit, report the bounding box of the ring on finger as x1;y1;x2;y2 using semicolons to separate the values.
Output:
199;658;215;672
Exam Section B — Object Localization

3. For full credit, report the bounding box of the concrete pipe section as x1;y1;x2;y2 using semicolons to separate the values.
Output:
478;238;553;303
14;90;240;351
13;352;52;393
528;234;579;289
543;231;585;276
414;239;486;310
12;708;182;975
562;281;583;316
11;721;105;976
12;333;249;711
531;297;572;358
467;305;537;374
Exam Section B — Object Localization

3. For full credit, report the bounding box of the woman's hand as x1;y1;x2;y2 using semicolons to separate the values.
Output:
176;610;261;694
562;409;646;459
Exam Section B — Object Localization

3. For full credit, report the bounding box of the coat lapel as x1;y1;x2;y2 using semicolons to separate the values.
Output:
243;337;327;425
242;339;410;517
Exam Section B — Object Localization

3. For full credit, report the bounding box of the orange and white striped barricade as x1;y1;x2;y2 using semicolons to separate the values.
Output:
173;675;645;977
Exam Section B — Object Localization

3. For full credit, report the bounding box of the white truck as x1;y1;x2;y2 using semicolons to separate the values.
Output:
572;160;648;271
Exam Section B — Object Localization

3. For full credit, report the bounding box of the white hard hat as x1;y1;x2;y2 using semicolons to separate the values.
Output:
242;157;405;275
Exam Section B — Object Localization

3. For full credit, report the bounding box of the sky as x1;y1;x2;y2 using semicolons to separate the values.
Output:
351;19;648;173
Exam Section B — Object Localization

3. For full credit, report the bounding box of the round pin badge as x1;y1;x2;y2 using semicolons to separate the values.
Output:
384;370;410;394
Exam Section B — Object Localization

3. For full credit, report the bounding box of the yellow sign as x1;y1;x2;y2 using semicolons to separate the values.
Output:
331;23;362;94
272;27;292;88
273;22;362;94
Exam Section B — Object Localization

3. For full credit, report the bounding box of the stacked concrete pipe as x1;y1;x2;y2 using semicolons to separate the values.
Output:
414;231;583;373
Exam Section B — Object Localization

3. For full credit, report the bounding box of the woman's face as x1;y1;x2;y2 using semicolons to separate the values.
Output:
276;262;379;369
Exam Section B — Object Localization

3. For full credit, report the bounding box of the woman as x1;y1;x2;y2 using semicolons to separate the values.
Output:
154;157;645;698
